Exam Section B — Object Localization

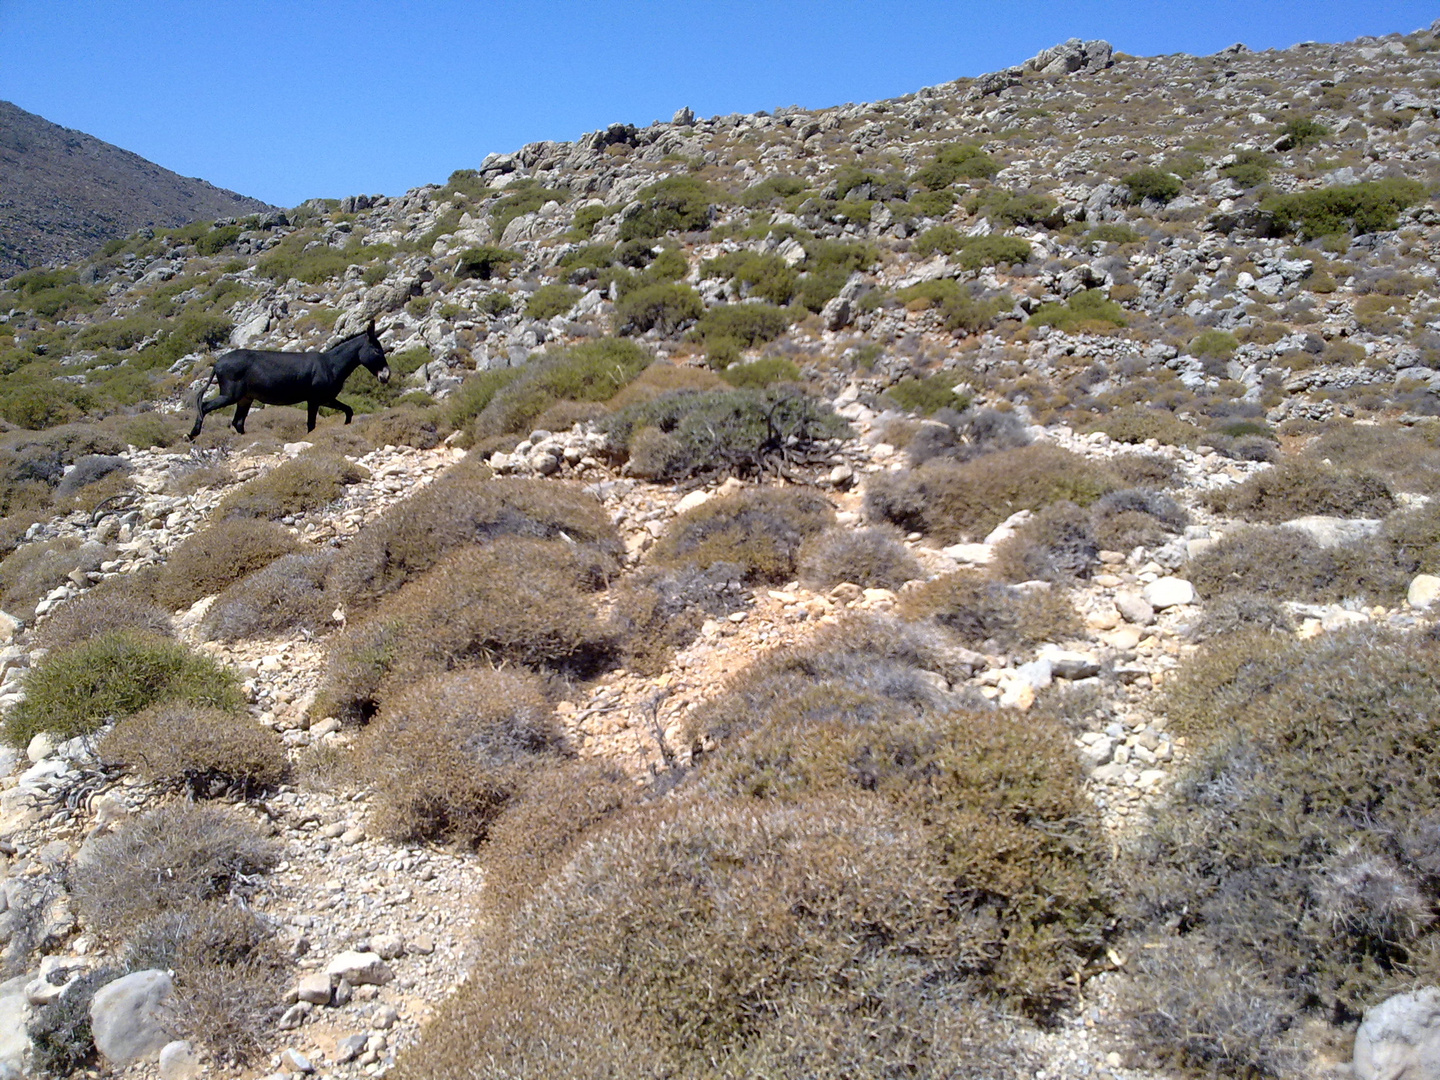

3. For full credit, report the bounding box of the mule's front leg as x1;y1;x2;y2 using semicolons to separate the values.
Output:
307;401;321;432
325;398;355;425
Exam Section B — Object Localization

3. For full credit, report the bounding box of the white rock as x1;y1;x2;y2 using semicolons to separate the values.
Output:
90;969;174;1066
370;933;406;960
326;951;393;986
1354;986;1440;1080
673;490;712;515
1409;575;1440;610
25;733;53;764
296;972;333;1005
159;1040;201;1080
1142;577;1194;609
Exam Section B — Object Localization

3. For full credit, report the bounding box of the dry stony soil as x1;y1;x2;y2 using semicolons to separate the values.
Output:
0;19;1439;1080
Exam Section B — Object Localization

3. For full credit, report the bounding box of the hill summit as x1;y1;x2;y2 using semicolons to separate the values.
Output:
0;100;272;276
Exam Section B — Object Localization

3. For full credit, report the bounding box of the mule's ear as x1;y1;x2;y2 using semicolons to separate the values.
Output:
367;317;376;336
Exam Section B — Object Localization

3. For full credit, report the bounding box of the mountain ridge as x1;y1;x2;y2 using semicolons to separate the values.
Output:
0;99;273;277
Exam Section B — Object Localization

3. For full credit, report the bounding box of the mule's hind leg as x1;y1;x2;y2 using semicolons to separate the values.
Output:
190;389;243;439
231;398;254;435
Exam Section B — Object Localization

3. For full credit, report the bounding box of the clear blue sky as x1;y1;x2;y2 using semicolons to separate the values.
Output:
1;1;1434;208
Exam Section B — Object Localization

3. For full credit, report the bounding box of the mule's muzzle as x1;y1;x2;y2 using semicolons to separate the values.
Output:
377;366;391;384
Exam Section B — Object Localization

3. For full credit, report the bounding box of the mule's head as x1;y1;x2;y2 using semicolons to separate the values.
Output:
361;318;391;383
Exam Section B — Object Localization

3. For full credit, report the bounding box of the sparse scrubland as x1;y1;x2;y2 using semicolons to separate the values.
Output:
3;17;1440;1080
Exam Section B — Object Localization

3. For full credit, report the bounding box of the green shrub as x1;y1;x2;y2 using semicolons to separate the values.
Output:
701;251;798;306
1221;149;1271;189
913;142;1000;189
352;666;561;845
255;233;390;285
649;486;833;583
456;245;520;280
718;356;800;389
473;338;651;436
1123;168;1182;204
317;538;620;724
99;702;287;798
1277;116;1329;150
738;175;809;207
327;467;620;611
1261;178;1428;238
602;388;849;481
604;363;728;410
912;225;963;256
956;234;1032;270
155;518;304;610
1204;461;1395;522
201;550;334;641
1129;630;1440;1064
1085;223;1142;246
965;189;1059;227
442;368;521;432
213;451;368;520
70;802;277;939
4;630;242;747
1028;289;1127;332
795;239;879;312
693;303;793;363
568;203;609;239
525;283;582;320
1191;329;1239;359
614;282;704;335
619;176;720;240
882;372;970;414
491;180;570;236
865;443;1119;543
27;967;119;1076
796;525;921;591
907;189;956;217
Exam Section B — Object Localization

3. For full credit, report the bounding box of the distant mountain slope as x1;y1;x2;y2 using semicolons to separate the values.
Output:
0;100;274;277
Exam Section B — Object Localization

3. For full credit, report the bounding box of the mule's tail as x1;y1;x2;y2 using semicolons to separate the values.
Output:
188;364;218;440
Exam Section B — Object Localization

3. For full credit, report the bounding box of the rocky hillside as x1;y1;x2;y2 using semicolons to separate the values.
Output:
0;20;1436;1080
0;100;272;277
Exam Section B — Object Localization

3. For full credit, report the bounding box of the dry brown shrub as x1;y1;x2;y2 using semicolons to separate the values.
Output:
532;400;607;432
648;485;833;583
33;584;171;651
349;405;442;449
154;518;303;610
0;538;110;621
99;702;287;798
796;524;922;591
200;550;334;641
900;571;1081;654
70;802;278;940
326;464;620;611
1204;461;1395;522
991;501;1098;582
865;443;1118;543
213;451;368;520
1306;422;1440;495
604;363;727;411
394;796;1026;1080
123;902;289;1065
317;537;621;724
351;666;562;845
480;760;634;915
1109;450;1178;487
